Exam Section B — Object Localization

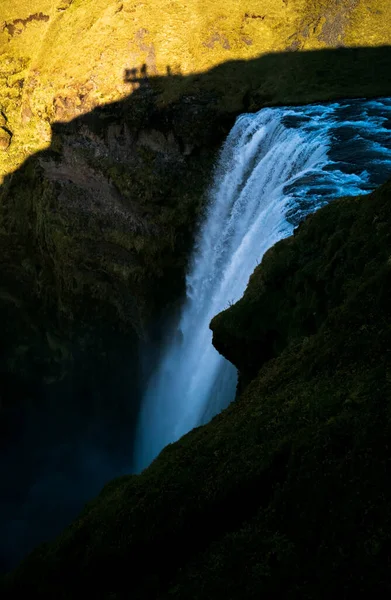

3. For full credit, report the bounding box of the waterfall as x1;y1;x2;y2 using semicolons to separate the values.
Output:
134;98;391;472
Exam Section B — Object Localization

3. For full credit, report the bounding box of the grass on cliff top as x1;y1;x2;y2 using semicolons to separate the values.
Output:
2;0;391;179
2;180;391;599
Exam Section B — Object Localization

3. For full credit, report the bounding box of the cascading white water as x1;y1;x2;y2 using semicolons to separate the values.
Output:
134;98;391;472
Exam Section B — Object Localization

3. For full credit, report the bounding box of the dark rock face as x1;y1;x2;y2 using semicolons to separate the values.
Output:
0;69;215;571
0;82;215;412
56;0;73;11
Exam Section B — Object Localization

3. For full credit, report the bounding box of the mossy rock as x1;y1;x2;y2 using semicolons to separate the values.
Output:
211;182;391;382
2;180;391;599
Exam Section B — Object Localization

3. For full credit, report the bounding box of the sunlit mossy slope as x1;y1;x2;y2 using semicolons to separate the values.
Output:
1;0;391;179
3;179;391;598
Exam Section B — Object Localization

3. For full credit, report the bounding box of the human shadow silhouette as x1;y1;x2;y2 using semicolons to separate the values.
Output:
124;63;150;90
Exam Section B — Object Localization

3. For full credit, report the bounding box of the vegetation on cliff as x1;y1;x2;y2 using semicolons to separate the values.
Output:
211;179;391;384
2;179;391;598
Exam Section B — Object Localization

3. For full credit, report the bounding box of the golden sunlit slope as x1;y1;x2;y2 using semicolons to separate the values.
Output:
1;0;391;179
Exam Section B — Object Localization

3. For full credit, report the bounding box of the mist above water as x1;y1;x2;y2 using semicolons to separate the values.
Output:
134;98;391;472
0;347;137;573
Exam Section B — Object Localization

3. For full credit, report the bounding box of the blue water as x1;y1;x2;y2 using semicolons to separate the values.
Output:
134;97;391;472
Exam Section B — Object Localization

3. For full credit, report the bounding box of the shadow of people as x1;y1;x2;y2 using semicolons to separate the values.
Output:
124;63;150;90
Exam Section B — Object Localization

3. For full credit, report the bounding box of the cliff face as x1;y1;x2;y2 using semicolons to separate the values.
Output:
3;180;391;598
0;92;215;412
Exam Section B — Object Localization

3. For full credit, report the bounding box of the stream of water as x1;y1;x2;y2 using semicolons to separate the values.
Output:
134;98;391;472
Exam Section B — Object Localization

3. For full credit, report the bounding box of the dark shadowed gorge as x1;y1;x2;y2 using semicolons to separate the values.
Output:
1;0;391;596
2;176;391;599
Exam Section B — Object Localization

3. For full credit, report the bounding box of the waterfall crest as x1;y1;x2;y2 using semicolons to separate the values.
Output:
134;98;391;472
